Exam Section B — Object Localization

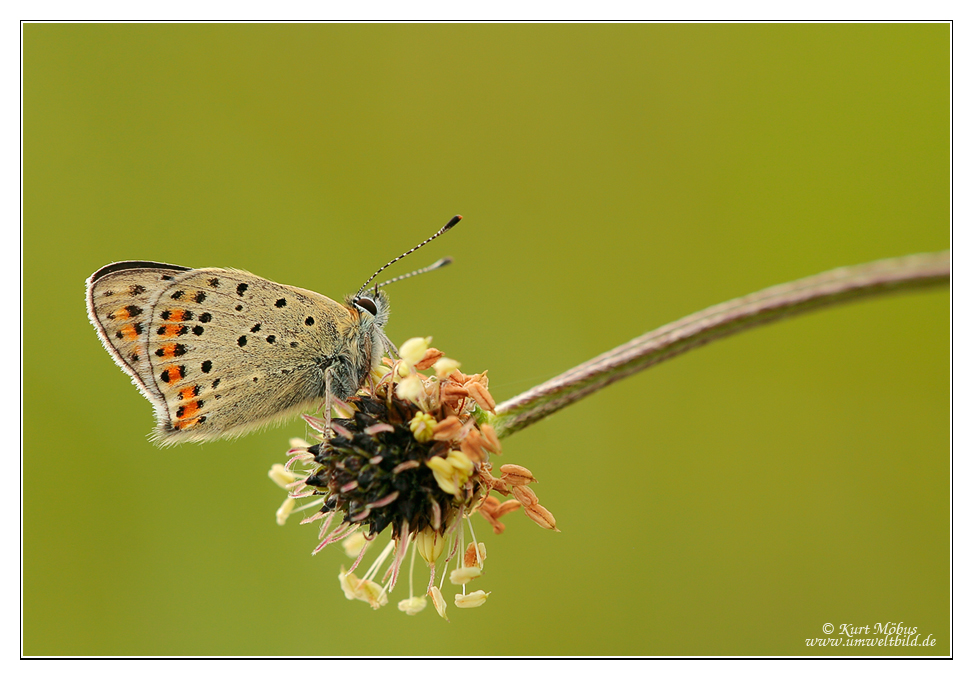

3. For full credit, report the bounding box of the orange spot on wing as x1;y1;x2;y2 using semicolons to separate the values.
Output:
169;309;188;321
115;308;131;320
181;401;200;418
179;387;197;401
121;324;139;342
173;417;200;430
165;366;182;383
161;325;183;337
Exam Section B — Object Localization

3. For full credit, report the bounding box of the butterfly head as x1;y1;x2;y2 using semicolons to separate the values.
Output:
349;288;393;366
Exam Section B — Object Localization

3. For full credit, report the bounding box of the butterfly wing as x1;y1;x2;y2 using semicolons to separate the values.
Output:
86;261;193;405
88;263;356;444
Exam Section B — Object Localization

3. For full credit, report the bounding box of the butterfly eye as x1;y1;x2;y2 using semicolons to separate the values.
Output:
356;297;378;316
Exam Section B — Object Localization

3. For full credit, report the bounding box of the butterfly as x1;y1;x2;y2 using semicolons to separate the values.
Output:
85;216;460;444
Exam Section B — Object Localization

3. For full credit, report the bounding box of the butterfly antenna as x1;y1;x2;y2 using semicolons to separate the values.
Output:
356;215;462;298
373;257;453;292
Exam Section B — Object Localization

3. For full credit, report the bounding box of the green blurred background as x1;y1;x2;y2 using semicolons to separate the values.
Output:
23;23;949;656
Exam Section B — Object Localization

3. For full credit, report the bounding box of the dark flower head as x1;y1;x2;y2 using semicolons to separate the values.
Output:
305;390;472;539
270;338;557;618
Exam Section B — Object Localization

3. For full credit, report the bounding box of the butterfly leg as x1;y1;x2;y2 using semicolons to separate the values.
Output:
323;364;335;437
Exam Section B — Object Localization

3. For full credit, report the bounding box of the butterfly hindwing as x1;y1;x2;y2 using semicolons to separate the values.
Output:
86;262;193;405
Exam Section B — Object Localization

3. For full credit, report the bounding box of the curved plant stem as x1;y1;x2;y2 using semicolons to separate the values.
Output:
490;251;949;439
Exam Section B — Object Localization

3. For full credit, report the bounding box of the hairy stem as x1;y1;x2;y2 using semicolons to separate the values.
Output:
489;251;949;439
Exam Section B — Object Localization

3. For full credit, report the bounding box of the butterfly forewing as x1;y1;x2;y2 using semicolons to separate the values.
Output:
139;268;352;443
